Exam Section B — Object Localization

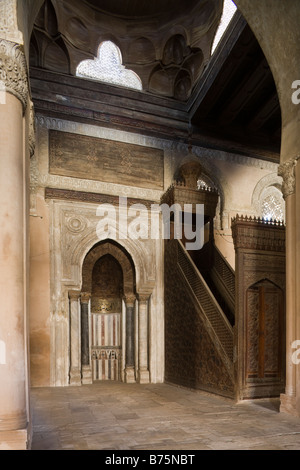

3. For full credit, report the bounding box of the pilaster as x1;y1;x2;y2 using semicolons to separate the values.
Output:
278;157;300;417
68;290;82;386
124;294;136;383
80;292;92;384
137;293;151;384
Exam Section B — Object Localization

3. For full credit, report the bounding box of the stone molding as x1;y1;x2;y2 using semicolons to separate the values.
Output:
124;295;136;307
138;294;150;303
45;187;156;209
278;156;300;199
0;38;28;112
68;290;81;300
35;114;279;172
80;292;91;304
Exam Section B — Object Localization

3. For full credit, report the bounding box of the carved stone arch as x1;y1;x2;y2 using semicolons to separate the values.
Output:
82;239;135;296
65;212;154;295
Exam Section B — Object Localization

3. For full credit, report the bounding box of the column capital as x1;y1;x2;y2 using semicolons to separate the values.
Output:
278;156;300;199
68;290;81;301
137;293;150;304
124;294;136;307
0;39;28;112
80;292;91;304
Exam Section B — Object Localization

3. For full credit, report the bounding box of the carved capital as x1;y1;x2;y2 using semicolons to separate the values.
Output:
278;156;300;199
0;39;28;112
124;294;136;308
68;290;81;301
80;292;91;304
138;293;150;304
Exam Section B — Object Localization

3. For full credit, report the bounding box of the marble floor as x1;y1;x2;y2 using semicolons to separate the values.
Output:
30;382;300;451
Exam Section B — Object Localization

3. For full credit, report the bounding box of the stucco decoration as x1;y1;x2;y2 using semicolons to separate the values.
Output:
0;38;28;111
252;172;285;221
49;199;163;386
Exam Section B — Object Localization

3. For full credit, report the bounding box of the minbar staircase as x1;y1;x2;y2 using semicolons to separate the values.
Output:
165;238;235;398
189;240;235;326
165;216;286;401
178;240;234;365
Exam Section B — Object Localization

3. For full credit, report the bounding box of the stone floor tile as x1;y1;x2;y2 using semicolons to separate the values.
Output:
30;382;300;451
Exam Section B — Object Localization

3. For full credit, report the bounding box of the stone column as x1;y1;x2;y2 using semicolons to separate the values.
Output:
68;291;81;385
296;161;300;417
137;294;150;384
278;158;298;416
0;39;30;449
81;292;92;384
124;295;136;383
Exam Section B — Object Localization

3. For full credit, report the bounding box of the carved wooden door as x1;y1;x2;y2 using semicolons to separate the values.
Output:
246;280;284;381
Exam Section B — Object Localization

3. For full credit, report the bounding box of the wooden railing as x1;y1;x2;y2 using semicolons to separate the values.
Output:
176;240;234;366
211;243;235;315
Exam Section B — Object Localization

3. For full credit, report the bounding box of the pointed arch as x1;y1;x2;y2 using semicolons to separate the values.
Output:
82;239;135;296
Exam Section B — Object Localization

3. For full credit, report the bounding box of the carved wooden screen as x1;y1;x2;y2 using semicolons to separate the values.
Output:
246;280;284;381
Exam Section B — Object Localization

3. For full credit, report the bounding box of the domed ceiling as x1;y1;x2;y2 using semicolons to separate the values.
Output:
30;0;223;100
83;0;201;19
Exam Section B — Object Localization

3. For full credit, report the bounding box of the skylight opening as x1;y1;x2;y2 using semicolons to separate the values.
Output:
76;40;143;91
211;0;237;55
